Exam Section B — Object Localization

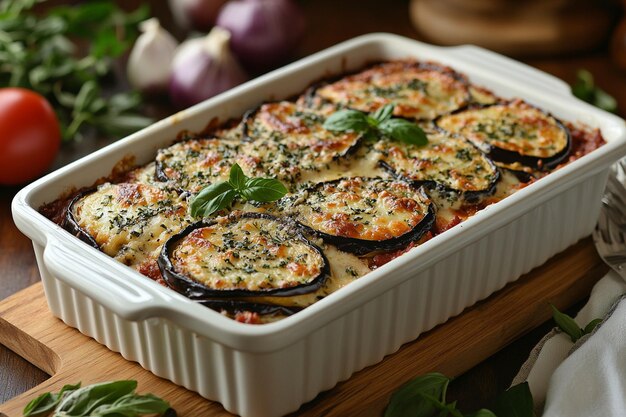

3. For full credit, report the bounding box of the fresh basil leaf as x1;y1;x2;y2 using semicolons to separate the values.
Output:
323;109;370;133
55;380;137;416
572;69;617;113
551;304;583;343
23;383;81;416
228;163;248;191
384;373;450;417
241;178;288;202
465;409;497;417
493;382;534;417
583;318;603;335
190;182;237;218
378;118;428;146
90;393;170;417
593;88;618;113
372;104;394;124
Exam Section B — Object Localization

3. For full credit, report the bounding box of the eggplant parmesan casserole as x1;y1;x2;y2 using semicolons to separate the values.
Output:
42;60;605;324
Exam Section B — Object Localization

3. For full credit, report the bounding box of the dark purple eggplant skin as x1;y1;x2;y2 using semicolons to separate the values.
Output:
435;103;572;170
290;180;436;256
197;299;301;317
377;159;501;204
62;189;101;250
158;212;331;299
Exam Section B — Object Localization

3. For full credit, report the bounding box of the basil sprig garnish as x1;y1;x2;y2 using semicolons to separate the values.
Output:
385;373;533;417
323;104;428;146
551;304;602;343
190;163;288;218
22;380;171;417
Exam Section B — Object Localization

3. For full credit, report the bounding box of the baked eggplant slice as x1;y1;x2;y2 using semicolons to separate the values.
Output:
242;101;362;167
372;130;500;201
311;60;471;120
436;100;571;170
285;177;435;255
64;182;191;267
158;212;330;298
155;138;245;192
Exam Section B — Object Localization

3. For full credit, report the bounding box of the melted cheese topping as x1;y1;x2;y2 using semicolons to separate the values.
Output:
287;177;430;241
156;138;243;192
170;215;325;292
315;61;469;120
241;243;371;308
437;101;568;158
372;131;498;193
72;183;191;268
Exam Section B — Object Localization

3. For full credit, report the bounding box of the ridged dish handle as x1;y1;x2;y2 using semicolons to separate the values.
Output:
43;238;172;321
446;45;572;99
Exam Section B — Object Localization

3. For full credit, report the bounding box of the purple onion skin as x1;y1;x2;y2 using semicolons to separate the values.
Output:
216;0;305;72
169;45;248;109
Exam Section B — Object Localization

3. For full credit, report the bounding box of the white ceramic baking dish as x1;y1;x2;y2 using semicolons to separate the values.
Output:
11;33;626;417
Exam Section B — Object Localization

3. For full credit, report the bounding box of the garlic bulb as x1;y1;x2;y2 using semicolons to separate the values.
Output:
127;18;178;93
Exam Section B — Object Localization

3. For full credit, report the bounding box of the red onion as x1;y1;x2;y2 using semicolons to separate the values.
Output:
168;0;228;32
216;0;305;72
169;27;249;109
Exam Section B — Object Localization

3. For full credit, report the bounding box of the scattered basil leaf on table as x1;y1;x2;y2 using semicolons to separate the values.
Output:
0;0;151;141
323;104;428;146
571;69;618;113
22;380;171;417
385;373;535;417
23;383;81;417
551;304;601;343
190;164;288;218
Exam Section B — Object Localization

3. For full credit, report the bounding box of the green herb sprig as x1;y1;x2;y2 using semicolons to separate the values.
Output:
385;373;533;417
190;164;288;218
323;104;428;146
0;0;152;141
551;304;602;343
571;69;618;114
22;380;172;417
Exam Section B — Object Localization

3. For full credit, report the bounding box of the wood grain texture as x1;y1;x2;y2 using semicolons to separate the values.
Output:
0;239;606;416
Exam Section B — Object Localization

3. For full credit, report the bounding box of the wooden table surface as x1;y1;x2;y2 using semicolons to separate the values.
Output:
1;0;625;413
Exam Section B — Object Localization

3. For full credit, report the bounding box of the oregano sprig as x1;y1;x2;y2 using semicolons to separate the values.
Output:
551;304;602;343
571;69;617;113
190;164;288;218
323;104;428;146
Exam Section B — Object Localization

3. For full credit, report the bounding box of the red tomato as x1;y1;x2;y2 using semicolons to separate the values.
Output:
0;88;61;185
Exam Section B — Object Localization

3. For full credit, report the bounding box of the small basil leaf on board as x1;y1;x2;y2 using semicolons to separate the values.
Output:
23;383;82;417
372;103;394;124
551;304;583;342
493;382;534;417
241;178;288;202
56;380;137;416
465;409;497;417
583;318;603;335
384;373;450;417
228;163;248;191
190;182;237;218
90;393;170;416
378;118;428;146
323;109;369;133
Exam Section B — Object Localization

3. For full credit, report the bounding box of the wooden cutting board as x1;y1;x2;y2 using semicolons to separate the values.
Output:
0;238;608;417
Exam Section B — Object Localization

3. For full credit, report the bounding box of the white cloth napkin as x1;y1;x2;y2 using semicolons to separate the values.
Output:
512;271;626;416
